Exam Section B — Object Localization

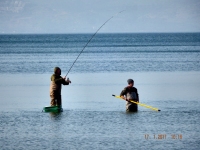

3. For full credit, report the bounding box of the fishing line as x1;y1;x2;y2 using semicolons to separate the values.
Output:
65;10;125;77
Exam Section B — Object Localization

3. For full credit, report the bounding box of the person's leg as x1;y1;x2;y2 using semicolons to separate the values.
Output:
50;94;56;106
56;95;62;106
126;104;138;112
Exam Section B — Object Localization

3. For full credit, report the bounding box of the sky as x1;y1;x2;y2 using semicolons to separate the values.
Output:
0;0;200;34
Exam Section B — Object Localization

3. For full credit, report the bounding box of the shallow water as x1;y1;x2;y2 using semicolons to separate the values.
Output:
1;33;200;149
0;110;199;150
0;72;200;149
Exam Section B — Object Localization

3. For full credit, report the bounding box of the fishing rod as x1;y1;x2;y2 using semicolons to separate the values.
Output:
112;95;161;111
65;10;125;78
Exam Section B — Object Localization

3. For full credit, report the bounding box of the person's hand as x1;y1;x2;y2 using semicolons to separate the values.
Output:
66;78;71;84
63;77;66;80
121;96;127;101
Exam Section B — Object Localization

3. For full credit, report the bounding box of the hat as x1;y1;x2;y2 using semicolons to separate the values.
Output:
54;67;61;73
127;79;134;84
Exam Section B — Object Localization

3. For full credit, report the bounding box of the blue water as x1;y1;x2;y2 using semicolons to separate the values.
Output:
0;33;200;73
0;33;200;150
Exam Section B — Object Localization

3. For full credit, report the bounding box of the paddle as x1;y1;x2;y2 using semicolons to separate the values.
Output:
112;94;161;111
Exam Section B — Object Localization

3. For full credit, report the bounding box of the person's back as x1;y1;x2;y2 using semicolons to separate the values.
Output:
49;67;71;106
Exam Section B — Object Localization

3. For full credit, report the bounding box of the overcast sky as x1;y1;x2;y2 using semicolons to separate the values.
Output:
0;0;200;34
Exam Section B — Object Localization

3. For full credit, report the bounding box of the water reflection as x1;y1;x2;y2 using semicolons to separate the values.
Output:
49;112;63;120
125;111;138;114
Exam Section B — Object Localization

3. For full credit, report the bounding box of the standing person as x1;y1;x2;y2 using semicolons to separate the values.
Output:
50;67;71;106
120;79;139;112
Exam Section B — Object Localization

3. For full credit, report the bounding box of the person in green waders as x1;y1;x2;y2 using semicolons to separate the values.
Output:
120;79;139;112
50;67;71;106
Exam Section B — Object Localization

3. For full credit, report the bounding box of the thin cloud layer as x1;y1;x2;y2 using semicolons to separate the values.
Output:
0;0;199;34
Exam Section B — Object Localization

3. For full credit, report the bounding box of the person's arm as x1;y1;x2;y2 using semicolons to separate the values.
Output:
51;75;65;84
63;79;71;85
137;94;139;102
136;89;139;102
120;88;127;100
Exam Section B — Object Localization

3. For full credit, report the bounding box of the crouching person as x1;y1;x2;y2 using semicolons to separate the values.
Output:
50;67;71;106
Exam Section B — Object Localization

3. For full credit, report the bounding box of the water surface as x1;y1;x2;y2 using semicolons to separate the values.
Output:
0;33;200;149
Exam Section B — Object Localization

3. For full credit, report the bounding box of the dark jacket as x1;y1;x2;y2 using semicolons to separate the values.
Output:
120;86;139;101
120;86;139;111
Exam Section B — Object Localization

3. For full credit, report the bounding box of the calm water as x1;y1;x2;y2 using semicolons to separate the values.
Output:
0;33;200;149
0;33;200;73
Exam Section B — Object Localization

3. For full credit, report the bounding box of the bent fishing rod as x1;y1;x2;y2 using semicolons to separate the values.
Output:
65;10;125;78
